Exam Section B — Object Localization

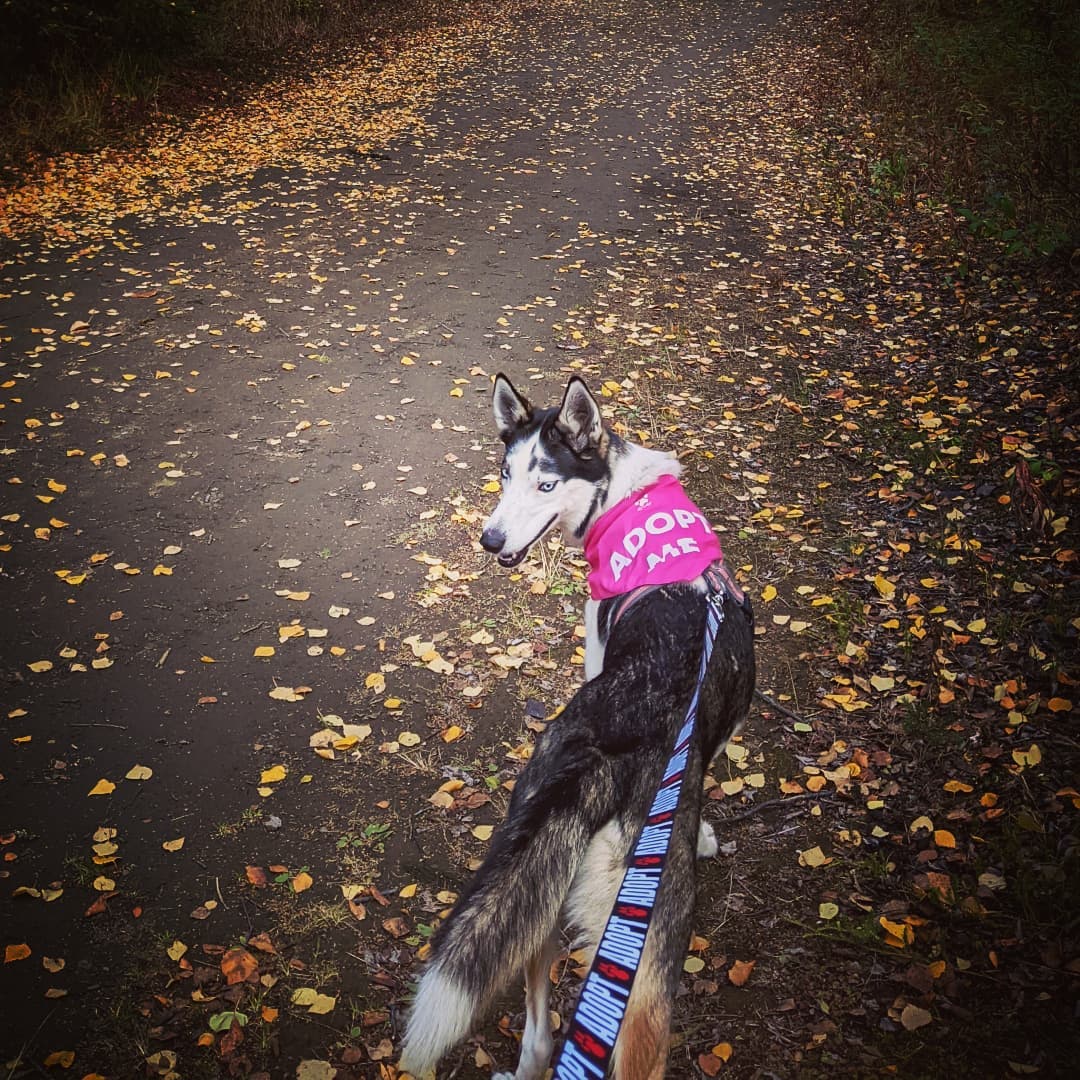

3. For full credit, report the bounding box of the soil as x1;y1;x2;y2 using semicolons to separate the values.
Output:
1;1;1076;1078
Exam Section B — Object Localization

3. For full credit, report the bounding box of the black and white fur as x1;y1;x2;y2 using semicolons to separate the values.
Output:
400;375;755;1079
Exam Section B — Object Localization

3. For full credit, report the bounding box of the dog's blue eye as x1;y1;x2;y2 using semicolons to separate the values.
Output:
538;480;557;493
500;464;509;479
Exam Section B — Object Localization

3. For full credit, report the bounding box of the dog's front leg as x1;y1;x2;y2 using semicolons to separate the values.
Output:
697;819;718;858
584;598;606;681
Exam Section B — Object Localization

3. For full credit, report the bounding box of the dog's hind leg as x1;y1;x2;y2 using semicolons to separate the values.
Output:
493;932;560;1080
614;802;700;1080
611;926;672;1080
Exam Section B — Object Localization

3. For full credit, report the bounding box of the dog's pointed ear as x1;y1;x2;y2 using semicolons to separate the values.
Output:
555;377;604;454
492;373;532;441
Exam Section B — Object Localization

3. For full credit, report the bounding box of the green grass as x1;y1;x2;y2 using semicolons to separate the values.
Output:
860;0;1080;255
902;699;962;751
213;804;262;839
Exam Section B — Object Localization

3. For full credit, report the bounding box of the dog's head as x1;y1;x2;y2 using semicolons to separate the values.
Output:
479;374;612;567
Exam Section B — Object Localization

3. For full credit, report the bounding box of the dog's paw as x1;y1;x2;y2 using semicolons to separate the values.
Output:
697;819;718;858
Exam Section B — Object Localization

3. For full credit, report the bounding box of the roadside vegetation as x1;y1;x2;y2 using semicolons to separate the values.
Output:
855;0;1079;257
0;0;405;171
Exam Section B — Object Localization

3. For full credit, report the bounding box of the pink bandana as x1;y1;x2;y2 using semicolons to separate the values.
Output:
583;474;723;600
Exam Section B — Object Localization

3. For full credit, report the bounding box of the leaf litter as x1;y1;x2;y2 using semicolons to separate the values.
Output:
0;0;1075;1077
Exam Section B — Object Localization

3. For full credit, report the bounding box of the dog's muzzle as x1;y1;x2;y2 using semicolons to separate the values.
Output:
481;517;555;568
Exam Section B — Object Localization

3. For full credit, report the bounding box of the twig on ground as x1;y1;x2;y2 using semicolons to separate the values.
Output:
721;791;832;824
4;1007;57;1080
754;688;812;725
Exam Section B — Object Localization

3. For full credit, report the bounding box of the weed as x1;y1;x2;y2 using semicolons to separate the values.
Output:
788;912;893;954
869;152;911;202
824;587;865;651
396;520;438;547
503;592;541;638
853;849;897;885
336;822;393;857
214;804;261;838
63;852;99;889
902;699;961;750
537;535;585;596
396;747;440;775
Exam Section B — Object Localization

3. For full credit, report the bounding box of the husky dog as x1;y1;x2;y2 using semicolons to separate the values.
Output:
400;375;755;1079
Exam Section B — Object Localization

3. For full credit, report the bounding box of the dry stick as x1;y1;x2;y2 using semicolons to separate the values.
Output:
721;791;831;824
754;688;811;725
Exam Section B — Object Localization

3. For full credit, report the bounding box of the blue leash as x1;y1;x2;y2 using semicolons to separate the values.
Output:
552;583;726;1079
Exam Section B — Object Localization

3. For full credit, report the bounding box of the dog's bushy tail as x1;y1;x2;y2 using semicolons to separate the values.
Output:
399;728;612;1076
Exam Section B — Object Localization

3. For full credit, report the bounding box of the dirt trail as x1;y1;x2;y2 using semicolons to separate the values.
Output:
3;0;1077;1078
0;0;797;1074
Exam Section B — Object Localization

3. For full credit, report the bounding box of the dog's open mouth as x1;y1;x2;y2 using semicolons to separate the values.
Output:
496;549;530;568
495;515;557;568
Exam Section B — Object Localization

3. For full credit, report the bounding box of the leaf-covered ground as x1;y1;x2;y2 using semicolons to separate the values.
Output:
1;1;1076;1078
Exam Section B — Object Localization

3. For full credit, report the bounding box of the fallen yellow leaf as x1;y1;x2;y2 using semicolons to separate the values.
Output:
798;846;832;868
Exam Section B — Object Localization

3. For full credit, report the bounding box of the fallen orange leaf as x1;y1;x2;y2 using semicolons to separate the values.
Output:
221;947;258;985
727;959;756;987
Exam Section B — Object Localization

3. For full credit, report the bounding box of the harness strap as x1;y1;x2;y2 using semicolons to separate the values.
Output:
606;559;748;632
552;580;727;1079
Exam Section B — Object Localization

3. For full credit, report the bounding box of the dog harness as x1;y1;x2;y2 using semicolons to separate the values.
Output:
552;570;732;1080
583;474;723;600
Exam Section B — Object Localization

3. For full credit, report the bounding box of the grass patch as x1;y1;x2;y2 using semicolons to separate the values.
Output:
858;0;1080;255
0;0;391;169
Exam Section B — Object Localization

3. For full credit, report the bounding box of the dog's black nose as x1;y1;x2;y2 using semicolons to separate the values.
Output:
479;527;505;554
